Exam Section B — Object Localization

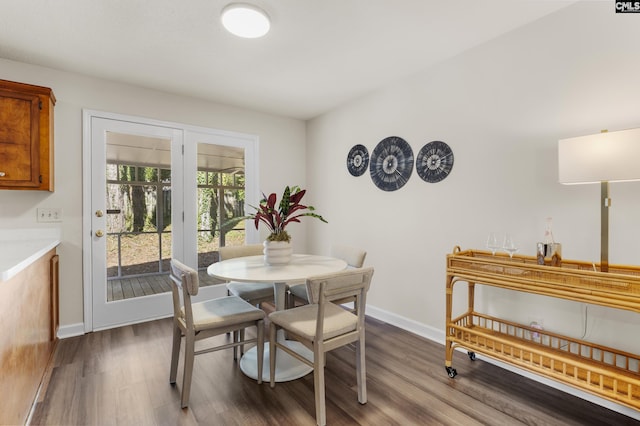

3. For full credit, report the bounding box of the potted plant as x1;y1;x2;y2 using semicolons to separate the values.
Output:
240;186;327;264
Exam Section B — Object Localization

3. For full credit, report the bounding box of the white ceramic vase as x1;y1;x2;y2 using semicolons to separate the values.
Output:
263;240;293;265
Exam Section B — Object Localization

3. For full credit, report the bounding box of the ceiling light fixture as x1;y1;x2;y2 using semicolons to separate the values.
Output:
221;3;270;39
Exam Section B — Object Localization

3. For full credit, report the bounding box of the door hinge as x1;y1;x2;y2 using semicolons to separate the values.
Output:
182;144;184;155
39;175;43;183
39;100;43;110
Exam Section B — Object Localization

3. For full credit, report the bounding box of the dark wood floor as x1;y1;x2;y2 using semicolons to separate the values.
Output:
31;316;640;425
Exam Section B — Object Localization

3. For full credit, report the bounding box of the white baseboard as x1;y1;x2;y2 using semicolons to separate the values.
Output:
57;322;85;339
365;304;445;344
364;304;640;422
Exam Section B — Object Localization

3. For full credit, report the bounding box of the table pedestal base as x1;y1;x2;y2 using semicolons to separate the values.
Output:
240;340;313;382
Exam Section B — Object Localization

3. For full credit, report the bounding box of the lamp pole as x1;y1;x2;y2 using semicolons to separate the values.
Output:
601;181;609;273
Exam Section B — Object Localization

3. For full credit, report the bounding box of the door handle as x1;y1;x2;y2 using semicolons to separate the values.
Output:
95;210;104;217
95;230;104;238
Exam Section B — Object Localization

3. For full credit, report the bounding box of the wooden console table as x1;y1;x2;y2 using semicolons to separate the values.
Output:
445;246;640;411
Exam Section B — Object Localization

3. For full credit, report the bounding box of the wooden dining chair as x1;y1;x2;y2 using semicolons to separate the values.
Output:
269;266;374;426
168;259;265;408
220;244;275;308
288;244;367;309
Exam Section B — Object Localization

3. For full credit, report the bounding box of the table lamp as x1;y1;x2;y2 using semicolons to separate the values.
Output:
558;127;640;272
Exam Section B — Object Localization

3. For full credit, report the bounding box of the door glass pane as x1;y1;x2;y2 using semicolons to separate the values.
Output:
196;142;246;278
105;132;172;302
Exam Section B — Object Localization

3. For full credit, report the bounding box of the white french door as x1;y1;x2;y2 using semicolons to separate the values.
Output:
182;129;261;269
87;116;182;330
83;111;259;332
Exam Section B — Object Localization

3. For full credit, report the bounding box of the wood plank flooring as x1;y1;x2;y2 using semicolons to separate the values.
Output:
30;316;640;425
107;271;223;301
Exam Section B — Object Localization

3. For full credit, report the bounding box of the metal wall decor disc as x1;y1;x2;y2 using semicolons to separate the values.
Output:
369;136;413;191
347;144;369;177
416;140;454;183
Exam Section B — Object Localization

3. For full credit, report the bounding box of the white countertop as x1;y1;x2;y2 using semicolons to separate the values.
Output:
0;228;61;282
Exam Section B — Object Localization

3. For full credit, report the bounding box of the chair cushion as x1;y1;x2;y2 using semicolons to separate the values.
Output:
288;283;308;301
268;303;357;341
183;296;265;331
226;281;274;301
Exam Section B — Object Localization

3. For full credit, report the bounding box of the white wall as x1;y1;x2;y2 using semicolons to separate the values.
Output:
307;1;640;356
0;58;307;328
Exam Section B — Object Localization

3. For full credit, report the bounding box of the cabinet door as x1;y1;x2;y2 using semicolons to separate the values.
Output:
0;89;40;187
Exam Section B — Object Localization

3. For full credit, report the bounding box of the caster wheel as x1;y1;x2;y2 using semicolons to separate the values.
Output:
445;366;457;378
468;351;476;361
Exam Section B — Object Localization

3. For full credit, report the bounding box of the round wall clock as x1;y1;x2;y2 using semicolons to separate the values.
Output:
346;144;369;177
369;136;414;191
416;140;454;183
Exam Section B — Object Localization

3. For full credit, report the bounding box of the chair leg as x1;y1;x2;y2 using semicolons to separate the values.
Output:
239;329;246;356
256;320;264;384
181;331;195;408
356;336;367;404
233;330;239;360
313;347;326;426
269;322;277;388
169;322;181;385
226;290;232;338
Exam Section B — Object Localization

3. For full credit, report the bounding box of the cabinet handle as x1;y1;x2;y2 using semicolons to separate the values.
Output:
0;172;5;177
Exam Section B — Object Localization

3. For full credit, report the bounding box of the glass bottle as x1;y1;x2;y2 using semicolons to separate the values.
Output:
544;217;554;245
537;217;561;266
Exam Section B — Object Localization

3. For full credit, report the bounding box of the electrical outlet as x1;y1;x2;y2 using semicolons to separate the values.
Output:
529;319;544;339
37;207;63;222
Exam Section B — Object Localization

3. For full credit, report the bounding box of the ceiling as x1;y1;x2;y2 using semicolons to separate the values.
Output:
0;1;575;120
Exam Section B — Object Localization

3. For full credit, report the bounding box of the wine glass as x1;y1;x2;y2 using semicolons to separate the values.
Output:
486;232;500;255
503;233;519;259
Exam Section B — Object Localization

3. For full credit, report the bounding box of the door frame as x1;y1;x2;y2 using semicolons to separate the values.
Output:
82;109;259;332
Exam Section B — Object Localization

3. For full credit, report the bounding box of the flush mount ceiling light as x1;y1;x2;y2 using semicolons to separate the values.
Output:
221;3;270;38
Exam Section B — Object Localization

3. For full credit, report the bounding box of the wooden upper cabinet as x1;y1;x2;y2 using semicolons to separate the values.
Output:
0;79;56;191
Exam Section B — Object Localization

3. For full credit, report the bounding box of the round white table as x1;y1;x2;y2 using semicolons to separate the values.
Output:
207;254;347;382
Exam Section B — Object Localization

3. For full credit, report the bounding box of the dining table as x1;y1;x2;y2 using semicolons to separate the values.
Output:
207;253;347;382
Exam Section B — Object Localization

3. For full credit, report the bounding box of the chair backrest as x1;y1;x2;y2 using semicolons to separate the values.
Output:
218;244;264;261
306;267;374;327
170;259;199;296
331;245;367;268
169;259;200;327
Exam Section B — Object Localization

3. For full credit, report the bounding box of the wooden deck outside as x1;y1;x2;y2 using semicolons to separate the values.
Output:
107;270;224;302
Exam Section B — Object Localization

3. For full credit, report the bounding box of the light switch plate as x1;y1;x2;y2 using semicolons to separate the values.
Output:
37;207;63;222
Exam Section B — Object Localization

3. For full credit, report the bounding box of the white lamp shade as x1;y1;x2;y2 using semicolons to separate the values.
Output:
558;128;640;184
